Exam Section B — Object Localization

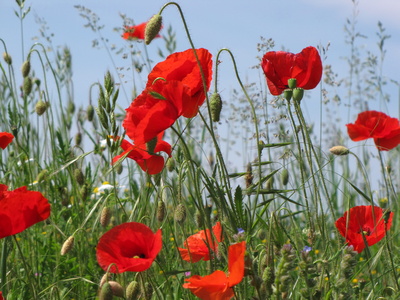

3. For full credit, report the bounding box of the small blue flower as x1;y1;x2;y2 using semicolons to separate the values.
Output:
237;228;245;234
303;246;312;253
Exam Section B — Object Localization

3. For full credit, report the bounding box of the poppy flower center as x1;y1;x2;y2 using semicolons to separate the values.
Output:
133;253;146;259
359;227;372;236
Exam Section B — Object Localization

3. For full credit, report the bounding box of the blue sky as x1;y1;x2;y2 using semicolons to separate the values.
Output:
1;0;399;166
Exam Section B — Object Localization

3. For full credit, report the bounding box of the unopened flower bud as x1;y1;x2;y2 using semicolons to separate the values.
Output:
143;282;153;300
195;210;204;228
145;14;162;45
174;203;186;224
99;282;113;300
280;168;289;186
329;146;349;156
3;52;12;65
265;176;274;190
73;168;85;186
23;77;33;95
35;99;48;116
292;88;304;101
100;207;111;227
87;104;95;121
21;60;31;77
166;157;175;172
75;132;82;146
108;281;124;298
37;169;49;182
157;200;166;222
60;236;74;255
210;92;222;122
126;281;140;300
245;163;253;188
288;78;297;89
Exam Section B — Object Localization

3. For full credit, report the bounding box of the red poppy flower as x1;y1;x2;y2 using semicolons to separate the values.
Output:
112;132;172;175
261;46;323;96
183;241;246;300
122;22;161;40
96;222;162;273
147;48;213;118
0;291;4;300
179;222;223;263
335;205;393;253
346;110;400;151
123;79;188;145
0;184;51;239
0;132;14;149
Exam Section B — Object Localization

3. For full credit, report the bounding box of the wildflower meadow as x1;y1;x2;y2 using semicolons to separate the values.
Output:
1;1;400;299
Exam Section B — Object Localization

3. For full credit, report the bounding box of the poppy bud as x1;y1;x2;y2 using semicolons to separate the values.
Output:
3;52;12;65
108;281;124;298
35;99;48;116
329;145;349;156
73;168;85;186
157;200;166;222
126;281;140;300
383;209;391;224
37;169;49;182
195;210;204;228
68;100;75;114
288;78;297;89
283;89;292;101
145;14;162;45
99;282;113;300
292;88;304;101
143;282;153;300
174;203;186;224
165;157;175;172
265;176;274;190
115;163;123;175
100;207;111;227
75;132;82;146
23;77;33;96
280;168;289;186
210;92;222;122
87;104;95;121
60;236;74;255
21;60;31;77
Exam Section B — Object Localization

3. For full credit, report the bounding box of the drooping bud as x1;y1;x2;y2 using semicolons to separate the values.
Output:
174;203;186;224
126;281;140;300
283;89;292;101
166;157;175;172
210;92;222;122
23;77;33;96
87;104;95;121
143;282;154;300
329;145;350;156
288;78;297;89
195;210;203;228
36;169;49;182
75;132;82;146
99;282;113;300
21;60;31;77
280;168;289;186
157;200;166;222
108;281;124;298
100;207;111;227
292;88;304;101
68;100;75;114
60;236;74;255
265;176;274;190
3;52;12;65
145;14;162;45
73;168;85;186
35;99;48;116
